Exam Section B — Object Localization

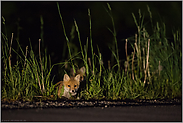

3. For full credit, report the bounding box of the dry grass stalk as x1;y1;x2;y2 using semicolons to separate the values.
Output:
144;39;150;84
88;57;92;69
9;33;14;56
143;28;146;40
88;57;94;75
108;60;111;70
36;72;43;95
131;52;134;80
39;39;45;92
142;47;145;73
124;61;128;74
158;61;162;76
9;33;14;68
134;41;139;57
125;39;128;60
135;33;138;43
147;63;151;83
143;28;147;78
125;39;129;74
132;43;136;80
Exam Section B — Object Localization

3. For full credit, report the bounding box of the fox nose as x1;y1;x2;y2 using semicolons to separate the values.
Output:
72;90;75;92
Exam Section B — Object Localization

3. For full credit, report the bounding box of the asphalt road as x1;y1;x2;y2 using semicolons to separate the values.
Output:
2;105;181;122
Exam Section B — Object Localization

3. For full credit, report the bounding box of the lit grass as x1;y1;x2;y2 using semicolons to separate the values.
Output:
1;3;181;101
1;28;57;101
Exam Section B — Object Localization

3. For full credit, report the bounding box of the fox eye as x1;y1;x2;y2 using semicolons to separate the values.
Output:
68;85;70;87
74;85;76;87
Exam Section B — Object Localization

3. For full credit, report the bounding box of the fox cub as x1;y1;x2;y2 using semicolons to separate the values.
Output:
56;67;85;99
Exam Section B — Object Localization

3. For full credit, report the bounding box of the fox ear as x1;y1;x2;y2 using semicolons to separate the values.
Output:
70;68;75;76
79;66;86;75
75;74;80;82
64;74;70;81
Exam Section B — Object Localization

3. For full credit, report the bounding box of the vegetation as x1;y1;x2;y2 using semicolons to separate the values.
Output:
1;3;181;101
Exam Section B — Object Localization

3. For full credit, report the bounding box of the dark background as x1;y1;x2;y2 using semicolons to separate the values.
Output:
1;1;181;81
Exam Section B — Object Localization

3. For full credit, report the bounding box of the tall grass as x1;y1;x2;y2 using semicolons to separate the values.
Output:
56;3;181;100
1;3;181;101
1;18;56;100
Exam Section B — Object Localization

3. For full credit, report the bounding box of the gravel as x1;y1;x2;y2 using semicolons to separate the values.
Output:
1;98;181;109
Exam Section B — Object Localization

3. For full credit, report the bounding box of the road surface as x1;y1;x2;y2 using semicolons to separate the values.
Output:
2;105;181;122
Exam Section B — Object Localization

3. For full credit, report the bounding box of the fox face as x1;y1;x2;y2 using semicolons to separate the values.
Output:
56;66;86;99
63;74;80;97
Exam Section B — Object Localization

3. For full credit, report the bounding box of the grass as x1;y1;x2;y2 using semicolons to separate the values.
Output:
1;3;181;101
1;31;57;101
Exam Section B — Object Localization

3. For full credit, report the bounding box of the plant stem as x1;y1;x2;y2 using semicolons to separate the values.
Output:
132;43;136;80
144;39;150;84
39;39;45;92
57;2;75;73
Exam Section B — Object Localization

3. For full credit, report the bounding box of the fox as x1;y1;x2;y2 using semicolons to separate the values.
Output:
55;66;85;99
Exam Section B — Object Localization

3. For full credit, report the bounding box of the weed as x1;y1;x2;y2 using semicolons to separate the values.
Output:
1;3;181;101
